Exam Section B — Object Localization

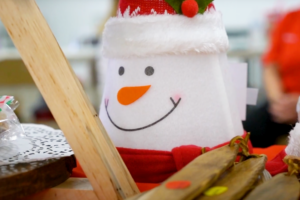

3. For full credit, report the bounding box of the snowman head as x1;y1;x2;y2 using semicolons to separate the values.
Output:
100;0;243;151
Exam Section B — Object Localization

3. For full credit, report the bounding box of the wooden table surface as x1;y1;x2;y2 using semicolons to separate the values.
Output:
0;156;76;200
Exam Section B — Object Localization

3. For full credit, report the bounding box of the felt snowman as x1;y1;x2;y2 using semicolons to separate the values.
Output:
100;0;244;147
99;0;247;183
99;0;294;183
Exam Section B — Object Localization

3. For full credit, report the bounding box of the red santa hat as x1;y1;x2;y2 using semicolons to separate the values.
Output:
101;0;229;58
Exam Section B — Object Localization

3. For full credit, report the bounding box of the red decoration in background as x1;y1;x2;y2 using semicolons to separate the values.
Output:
119;0;215;16
181;0;199;18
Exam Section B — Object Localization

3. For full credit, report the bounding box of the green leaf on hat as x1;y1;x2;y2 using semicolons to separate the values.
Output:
165;0;184;14
165;0;214;15
196;0;214;14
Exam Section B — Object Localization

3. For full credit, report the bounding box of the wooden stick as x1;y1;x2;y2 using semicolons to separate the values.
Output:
0;1;139;199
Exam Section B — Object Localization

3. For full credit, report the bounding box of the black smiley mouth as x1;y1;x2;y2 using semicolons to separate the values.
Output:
105;97;181;132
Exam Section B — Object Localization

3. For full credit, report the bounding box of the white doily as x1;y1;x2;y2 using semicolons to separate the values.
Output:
0;124;73;165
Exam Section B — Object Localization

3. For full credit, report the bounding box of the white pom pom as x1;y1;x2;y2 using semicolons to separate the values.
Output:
285;123;300;157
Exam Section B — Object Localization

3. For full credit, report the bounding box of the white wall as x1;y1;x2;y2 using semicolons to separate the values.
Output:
36;0;112;46
7;0;300;46
214;0;300;30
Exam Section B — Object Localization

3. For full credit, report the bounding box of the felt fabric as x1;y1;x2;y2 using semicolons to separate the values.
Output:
136;183;160;192
117;85;151;105
118;147;176;183
71;159;86;178
253;145;288;176
72;145;289;191
265;150;288;176
171;145;203;170
101;11;229;58
100;54;244;151
72;146;288;182
72;145;288;188
72;133;252;184
253;145;286;161
119;142;253;183
71;160;160;192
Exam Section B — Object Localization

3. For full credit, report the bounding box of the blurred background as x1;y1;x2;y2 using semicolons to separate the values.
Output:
0;0;299;135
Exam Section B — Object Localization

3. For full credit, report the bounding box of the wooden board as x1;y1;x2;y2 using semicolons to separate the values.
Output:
0;1;139;199
0;156;76;200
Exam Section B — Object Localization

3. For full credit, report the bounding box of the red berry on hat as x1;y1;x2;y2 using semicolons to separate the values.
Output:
181;0;199;18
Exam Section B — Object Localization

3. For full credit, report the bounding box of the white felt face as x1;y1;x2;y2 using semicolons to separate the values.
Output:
100;54;243;151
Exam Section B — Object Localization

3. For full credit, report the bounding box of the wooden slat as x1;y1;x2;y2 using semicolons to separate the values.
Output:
128;145;239;200
196;156;267;200
244;173;300;200
0;1;139;200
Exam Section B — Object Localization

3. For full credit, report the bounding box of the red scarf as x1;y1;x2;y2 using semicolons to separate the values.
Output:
118;133;253;183
71;137;288;184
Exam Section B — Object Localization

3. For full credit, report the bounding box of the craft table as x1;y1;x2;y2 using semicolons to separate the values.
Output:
0;156;76;200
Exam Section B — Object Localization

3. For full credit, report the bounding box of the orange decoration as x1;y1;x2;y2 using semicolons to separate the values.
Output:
117;85;151;105
166;181;191;190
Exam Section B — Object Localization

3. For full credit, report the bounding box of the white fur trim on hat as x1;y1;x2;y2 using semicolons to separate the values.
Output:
285;123;300;157
101;10;229;58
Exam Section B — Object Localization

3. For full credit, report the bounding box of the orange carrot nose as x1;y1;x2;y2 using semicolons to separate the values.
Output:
117;85;151;106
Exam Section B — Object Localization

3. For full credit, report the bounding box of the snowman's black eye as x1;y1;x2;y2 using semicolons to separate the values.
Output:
145;66;154;76
119;66;125;76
